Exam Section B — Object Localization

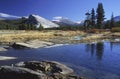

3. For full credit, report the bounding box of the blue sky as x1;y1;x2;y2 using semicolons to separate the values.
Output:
0;0;120;21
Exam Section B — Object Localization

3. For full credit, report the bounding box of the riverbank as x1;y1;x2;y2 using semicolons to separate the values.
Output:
0;30;120;50
0;30;120;44
0;30;84;44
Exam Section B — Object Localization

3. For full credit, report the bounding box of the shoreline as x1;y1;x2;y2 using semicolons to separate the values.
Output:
0;33;120;51
0;30;120;44
0;30;120;61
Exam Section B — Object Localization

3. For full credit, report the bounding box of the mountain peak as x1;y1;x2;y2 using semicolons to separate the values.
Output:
27;14;59;28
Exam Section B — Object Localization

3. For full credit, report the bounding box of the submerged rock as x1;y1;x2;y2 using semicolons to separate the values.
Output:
0;56;16;61
0;61;83;79
0;47;8;52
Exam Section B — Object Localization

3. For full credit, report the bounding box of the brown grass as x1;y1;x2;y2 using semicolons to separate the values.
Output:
1;30;119;44
112;27;120;32
0;30;85;43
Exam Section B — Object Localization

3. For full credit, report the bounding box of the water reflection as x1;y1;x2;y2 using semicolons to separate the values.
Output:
109;42;120;52
85;44;91;53
91;44;96;56
96;42;104;60
85;42;104;60
110;42;113;51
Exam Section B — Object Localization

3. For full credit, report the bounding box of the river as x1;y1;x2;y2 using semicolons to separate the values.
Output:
0;41;120;79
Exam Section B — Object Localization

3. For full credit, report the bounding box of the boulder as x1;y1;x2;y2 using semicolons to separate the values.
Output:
0;61;82;79
15;61;73;74
0;66;47;79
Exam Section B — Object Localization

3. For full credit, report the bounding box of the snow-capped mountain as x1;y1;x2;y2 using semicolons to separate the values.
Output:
0;13;20;20
114;16;120;22
27;14;59;28
52;17;80;26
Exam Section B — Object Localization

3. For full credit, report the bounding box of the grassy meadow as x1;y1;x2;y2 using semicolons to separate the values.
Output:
0;30;85;43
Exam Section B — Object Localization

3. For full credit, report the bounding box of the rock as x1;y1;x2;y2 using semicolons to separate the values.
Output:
3;46;11;49
0;47;7;52
0;66;47;79
15;61;73;74
68;75;78;79
11;40;54;49
0;61;81;79
12;43;29;49
79;77;86;79
15;61;25;67
51;61;73;75
0;56;16;61
52;73;66;79
24;61;51;72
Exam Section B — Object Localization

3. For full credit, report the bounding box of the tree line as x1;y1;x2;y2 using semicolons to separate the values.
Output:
84;3;117;30
0;17;44;31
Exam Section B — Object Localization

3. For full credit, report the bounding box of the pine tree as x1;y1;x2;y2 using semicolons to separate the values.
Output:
91;8;96;27
84;12;91;30
38;24;44;31
96;3;105;29
110;13;115;29
104;20;110;29
30;24;36;30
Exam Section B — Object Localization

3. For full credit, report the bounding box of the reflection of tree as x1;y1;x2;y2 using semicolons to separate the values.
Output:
85;43;95;55
110;42;120;48
91;44;95;56
110;42;113;51
96;42;104;60
85;44;91;53
85;42;104;60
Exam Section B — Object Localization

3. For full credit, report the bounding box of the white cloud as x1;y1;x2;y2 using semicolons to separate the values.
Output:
0;13;21;18
53;16;68;20
53;16;63;20
76;21;81;24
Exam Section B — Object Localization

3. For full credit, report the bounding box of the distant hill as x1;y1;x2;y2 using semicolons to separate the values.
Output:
52;17;80;26
114;16;120;22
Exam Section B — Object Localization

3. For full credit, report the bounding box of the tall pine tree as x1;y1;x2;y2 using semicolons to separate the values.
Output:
96;3;105;29
91;8;96;27
110;13;115;29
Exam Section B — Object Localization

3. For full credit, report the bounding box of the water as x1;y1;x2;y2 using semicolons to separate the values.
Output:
0;42;120;79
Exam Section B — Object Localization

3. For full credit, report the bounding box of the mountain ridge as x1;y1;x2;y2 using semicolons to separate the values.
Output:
114;16;120;22
52;16;81;26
